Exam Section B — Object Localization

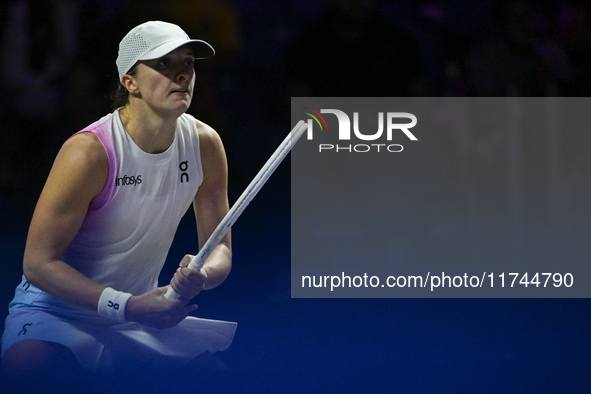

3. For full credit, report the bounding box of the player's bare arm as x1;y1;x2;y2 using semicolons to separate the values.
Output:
23;132;109;310
24;132;195;328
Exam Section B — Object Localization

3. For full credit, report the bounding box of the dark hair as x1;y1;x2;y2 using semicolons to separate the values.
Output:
110;63;139;110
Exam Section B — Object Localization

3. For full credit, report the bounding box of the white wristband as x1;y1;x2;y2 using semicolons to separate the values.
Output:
97;287;132;322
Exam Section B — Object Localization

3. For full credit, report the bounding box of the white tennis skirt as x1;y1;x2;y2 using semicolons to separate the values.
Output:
1;307;237;372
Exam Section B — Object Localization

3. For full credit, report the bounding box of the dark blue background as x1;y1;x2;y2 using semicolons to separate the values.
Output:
1;1;590;392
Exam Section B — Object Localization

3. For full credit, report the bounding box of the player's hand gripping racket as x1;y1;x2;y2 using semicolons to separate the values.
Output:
165;120;308;299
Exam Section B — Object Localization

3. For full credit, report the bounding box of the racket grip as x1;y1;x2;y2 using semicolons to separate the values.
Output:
164;286;181;299
164;253;208;299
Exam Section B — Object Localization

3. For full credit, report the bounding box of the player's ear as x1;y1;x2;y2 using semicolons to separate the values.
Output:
121;73;139;94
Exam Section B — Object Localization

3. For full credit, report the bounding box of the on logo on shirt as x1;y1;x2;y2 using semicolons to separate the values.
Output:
180;161;189;183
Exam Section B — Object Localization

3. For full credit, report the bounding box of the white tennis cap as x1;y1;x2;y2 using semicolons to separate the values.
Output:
116;21;215;82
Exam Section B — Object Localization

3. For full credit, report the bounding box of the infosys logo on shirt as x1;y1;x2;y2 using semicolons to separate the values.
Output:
115;174;142;186
303;108;417;153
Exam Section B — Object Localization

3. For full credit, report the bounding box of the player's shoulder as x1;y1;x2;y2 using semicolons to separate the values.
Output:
43;131;108;200
178;113;221;142
191;119;227;176
193;118;218;137
58;132;108;172
193;118;224;150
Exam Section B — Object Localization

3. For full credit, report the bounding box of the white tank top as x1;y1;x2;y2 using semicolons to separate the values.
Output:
11;109;204;319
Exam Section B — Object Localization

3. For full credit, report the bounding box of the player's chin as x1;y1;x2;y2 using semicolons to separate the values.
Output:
167;99;192;114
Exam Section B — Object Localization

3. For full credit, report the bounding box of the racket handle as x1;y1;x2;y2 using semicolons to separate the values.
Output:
164;248;209;299
164;286;181;299
163;120;307;300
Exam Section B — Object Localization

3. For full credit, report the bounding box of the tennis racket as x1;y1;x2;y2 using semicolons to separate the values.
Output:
165;120;308;298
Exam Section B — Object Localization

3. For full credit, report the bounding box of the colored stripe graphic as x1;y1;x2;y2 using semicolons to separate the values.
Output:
303;107;328;131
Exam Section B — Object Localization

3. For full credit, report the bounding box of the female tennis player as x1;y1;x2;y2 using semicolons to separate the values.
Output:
1;21;235;388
